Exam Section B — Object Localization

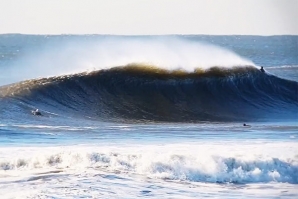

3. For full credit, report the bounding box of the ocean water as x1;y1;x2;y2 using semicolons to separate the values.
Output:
0;34;297;199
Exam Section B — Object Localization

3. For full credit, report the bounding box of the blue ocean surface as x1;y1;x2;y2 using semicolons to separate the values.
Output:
0;35;297;199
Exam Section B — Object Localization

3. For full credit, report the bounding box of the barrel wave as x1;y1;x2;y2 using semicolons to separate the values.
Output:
0;64;297;122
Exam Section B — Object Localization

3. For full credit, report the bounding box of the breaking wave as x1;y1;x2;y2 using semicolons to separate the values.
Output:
0;64;297;122
1;146;297;184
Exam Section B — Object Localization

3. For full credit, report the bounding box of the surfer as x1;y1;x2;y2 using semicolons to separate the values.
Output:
243;123;251;127
32;109;42;116
260;66;265;73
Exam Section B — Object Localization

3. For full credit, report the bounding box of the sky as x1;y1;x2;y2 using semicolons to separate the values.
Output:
0;0;297;35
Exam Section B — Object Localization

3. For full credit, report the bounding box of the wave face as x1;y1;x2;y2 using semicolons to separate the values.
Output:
1;64;297;122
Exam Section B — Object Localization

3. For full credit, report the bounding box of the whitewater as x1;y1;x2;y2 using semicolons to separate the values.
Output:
0;35;297;198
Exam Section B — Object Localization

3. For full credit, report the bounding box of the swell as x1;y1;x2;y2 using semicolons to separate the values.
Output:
1;64;298;122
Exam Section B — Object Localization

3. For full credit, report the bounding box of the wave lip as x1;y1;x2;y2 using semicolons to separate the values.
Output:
0;64;298;122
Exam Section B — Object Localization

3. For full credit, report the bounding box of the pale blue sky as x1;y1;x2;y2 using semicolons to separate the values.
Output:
0;0;297;35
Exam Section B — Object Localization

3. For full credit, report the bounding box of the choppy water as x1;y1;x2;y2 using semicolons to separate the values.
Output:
0;35;297;199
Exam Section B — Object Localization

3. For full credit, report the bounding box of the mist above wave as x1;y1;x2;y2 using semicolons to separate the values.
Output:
1;36;254;85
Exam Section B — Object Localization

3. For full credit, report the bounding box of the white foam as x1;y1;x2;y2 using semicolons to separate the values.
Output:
1;142;297;184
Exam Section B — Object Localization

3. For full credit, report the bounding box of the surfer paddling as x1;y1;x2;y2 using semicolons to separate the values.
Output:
243;123;251;127
31;109;42;116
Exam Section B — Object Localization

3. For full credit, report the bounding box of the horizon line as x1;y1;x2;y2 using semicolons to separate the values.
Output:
1;33;298;37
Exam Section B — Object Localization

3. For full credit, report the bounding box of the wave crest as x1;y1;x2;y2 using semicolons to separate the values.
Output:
0;64;297;122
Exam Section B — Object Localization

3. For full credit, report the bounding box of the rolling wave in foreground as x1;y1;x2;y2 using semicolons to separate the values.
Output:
1;143;297;184
1;63;297;122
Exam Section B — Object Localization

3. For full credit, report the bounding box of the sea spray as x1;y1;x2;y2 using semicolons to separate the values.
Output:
1;36;254;85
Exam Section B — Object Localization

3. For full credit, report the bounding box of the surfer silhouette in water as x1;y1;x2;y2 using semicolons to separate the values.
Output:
260;66;265;73
32;109;42;116
243;123;251;127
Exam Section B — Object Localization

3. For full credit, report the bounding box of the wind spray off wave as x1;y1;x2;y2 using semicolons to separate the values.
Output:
1;37;254;85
